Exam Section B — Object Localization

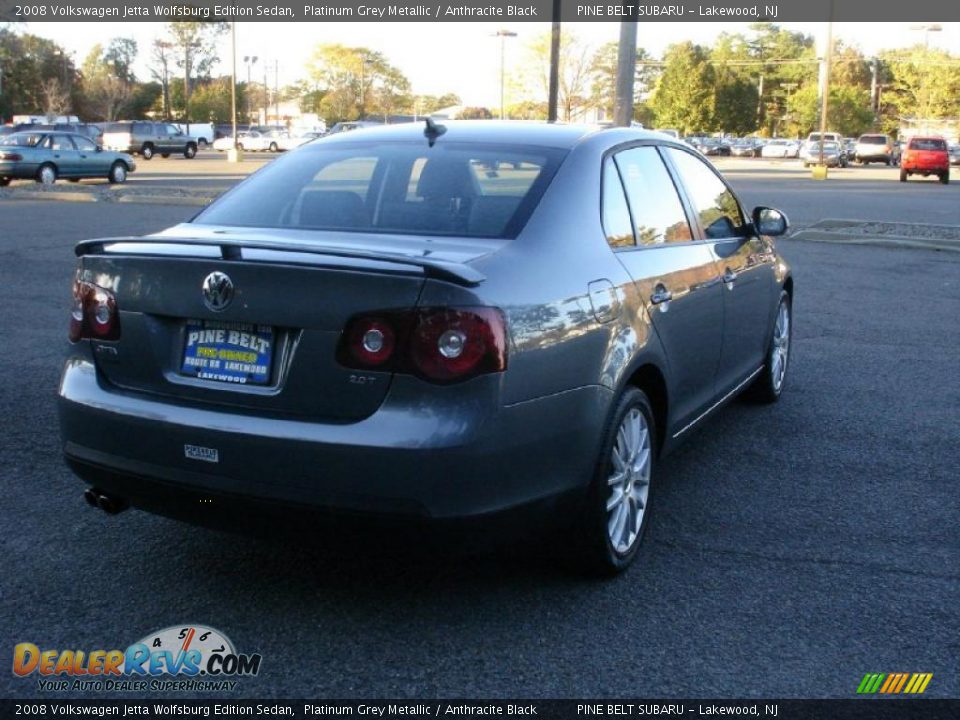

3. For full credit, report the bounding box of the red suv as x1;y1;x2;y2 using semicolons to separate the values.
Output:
900;136;950;184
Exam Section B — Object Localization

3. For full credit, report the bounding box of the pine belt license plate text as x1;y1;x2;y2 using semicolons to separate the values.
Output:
181;320;274;385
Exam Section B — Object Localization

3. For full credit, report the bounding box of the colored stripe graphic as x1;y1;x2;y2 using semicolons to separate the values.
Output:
858;672;932;694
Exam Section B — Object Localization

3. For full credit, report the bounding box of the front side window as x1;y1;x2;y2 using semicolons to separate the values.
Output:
613;146;692;246
665;148;745;240
73;135;97;152
194;141;566;239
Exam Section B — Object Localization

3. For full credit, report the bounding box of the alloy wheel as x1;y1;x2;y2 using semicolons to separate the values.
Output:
771;300;790;392
606;407;651;555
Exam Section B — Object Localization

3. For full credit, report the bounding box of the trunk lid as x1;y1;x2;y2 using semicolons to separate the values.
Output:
77;226;501;421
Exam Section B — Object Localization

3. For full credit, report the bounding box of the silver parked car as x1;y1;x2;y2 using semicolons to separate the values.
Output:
58;122;793;574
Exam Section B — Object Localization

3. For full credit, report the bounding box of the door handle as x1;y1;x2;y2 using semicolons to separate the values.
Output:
722;268;738;284
650;285;673;305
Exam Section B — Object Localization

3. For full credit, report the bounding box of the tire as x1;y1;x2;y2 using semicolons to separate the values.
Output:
108;162;127;184
746;290;792;404
68;178;81;183
900;169;907;182
36;163;57;185
0;177;9;187
184;144;197;159
576;387;656;575
161;153;170;159
940;171;950;185
140;144;154;160
268;142;278;152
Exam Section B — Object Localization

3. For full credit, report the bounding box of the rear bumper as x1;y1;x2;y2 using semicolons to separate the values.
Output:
58;358;610;521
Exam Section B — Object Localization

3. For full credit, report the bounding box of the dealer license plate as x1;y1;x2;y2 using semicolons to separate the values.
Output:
180;320;274;385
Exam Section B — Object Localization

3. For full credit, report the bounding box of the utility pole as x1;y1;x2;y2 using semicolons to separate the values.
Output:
229;23;239;160
492;29;517;120
613;20;637;127
547;0;561;123
263;65;269;125
817;1;834;168
243;55;258;124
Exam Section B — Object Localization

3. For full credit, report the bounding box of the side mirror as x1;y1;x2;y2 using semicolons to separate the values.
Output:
753;206;789;237
95;146;103;153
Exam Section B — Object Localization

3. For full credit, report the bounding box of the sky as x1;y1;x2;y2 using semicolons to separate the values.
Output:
23;21;960;107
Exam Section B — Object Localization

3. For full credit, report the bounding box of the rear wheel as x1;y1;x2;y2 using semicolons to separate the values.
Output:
140;143;154;160
577;387;656;575
37;163;57;185
0;177;10;186
268;142;278;152
184;143;197;159
900;169;908;182
68;178;81;183
747;290;792;404
160;153;170;159
940;171;950;185
108;162;127;184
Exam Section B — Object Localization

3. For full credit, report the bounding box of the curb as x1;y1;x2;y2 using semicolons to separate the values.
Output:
790;229;960;253
1;190;215;207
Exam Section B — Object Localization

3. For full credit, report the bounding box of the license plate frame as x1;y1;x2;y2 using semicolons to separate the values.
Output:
180;319;275;386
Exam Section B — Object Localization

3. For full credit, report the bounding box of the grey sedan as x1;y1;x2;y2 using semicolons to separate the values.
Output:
0;131;135;185
58;121;792;574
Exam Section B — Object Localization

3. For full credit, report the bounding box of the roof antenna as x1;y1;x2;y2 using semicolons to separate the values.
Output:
423;117;446;147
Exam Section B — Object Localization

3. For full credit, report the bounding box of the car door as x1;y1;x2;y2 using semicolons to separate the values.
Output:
606;145;724;431
663;146;776;397
71;134;108;176
165;124;184;153
46;134;81;177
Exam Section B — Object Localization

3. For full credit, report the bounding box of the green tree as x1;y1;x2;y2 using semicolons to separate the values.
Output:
188;77;246;124
160;21;228;123
0;28;78;119
785;83;873;136
879;45;960;124
459;107;493;120
306;44;411;124
650;42;716;134
589;40;658;119
80;40;140;121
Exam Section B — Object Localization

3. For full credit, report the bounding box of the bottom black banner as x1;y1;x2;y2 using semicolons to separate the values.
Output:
1;700;958;720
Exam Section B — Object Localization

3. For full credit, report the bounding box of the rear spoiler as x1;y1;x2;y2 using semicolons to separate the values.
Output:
75;236;485;287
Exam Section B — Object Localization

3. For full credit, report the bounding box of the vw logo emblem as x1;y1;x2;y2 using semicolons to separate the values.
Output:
201;271;234;312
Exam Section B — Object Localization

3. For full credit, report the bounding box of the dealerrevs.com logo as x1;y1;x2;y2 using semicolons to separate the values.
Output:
12;625;262;692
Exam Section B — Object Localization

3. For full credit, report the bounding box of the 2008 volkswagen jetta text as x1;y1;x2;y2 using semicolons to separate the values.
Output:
58;121;793;574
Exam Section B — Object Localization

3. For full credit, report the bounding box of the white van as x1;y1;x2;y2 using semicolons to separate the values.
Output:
174;122;214;147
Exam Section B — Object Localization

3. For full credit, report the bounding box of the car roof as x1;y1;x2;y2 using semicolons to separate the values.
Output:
316;120;625;150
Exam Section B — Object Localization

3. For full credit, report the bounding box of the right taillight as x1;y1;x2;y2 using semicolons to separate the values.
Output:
337;307;507;384
69;276;121;342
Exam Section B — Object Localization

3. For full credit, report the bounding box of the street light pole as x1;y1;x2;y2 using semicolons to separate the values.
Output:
547;3;561;123
229;23;239;160
491;29;517;120
243;55;258;124
817;1;834;169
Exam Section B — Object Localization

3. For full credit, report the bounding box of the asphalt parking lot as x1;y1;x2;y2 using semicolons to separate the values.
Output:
1;191;957;700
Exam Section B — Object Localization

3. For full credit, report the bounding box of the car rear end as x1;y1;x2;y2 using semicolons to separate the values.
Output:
101;122;136;153
855;134;893;164
57;132;596;526
901;137;950;181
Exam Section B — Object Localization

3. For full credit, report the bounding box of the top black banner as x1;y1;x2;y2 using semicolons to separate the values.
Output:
1;0;958;22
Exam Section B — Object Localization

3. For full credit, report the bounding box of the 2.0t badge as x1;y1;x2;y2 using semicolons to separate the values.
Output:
202;271;234;312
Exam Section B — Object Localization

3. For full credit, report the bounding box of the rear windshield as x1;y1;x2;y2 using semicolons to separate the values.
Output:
194;141;567;239
909;138;946;151
858;135;887;144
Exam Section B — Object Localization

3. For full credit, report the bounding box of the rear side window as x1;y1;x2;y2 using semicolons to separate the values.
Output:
613;146;692;246
909;138;946;151
665;148;745;240
194;141;566;239
601;158;635;248
133;122;152;134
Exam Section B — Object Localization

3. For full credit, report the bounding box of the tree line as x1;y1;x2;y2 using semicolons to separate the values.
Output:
2;22;958;138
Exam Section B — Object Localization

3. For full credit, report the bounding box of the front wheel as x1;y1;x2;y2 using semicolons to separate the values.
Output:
140;144;154;160
747;291;792;404
577;387;656;575
108;162;127;184
37;163;57;185
268;142;278;152
0;177;9;187
184;144;197;159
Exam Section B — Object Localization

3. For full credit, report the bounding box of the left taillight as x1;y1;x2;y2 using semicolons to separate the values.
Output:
0;152;23;161
69;276;120;342
337;306;507;384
